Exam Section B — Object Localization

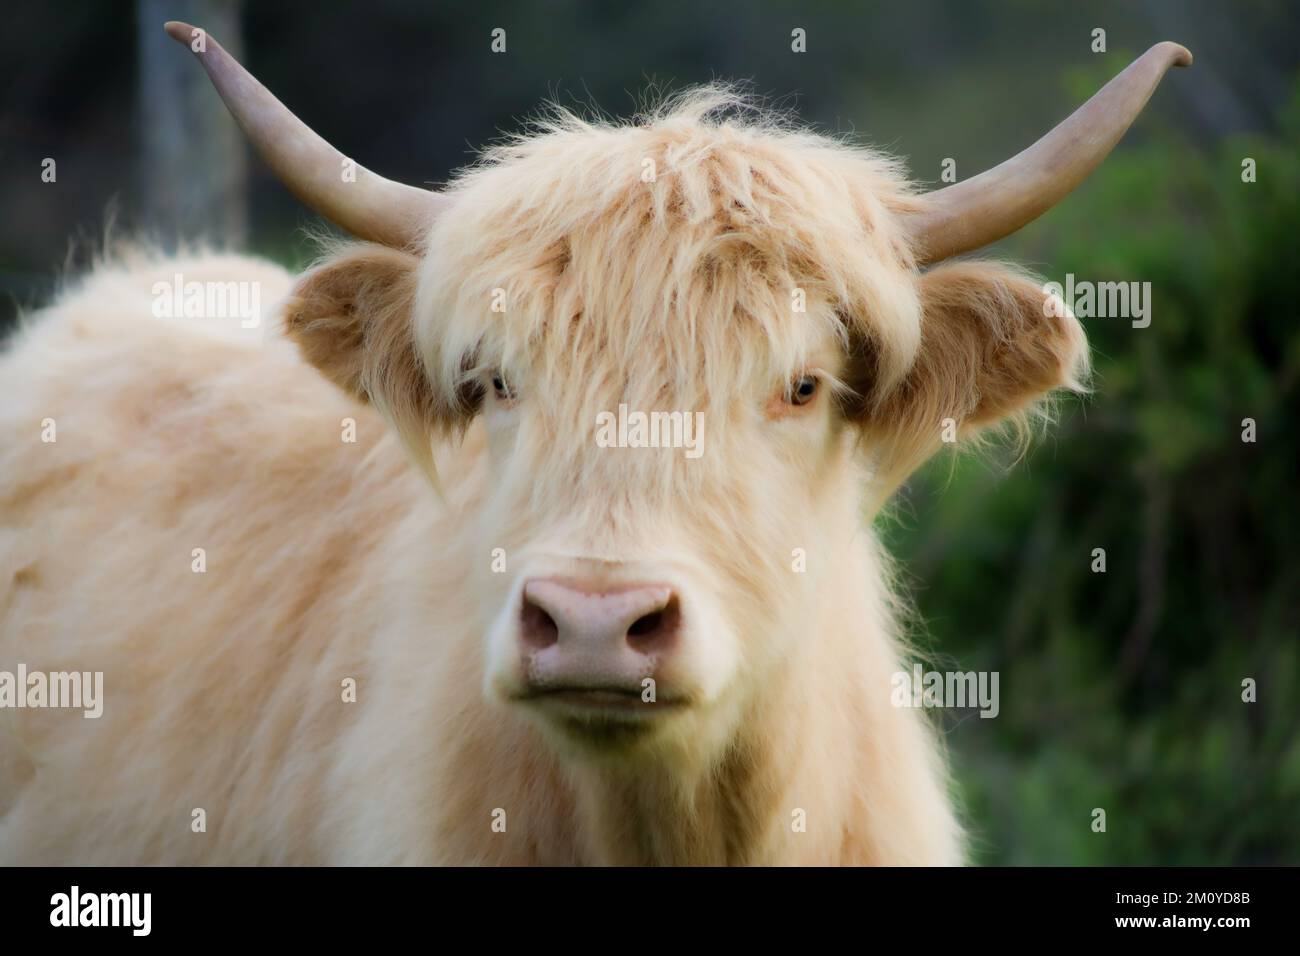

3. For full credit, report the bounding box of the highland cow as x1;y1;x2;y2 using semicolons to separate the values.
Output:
0;24;1190;864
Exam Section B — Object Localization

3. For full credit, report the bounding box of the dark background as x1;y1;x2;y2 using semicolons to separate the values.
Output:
2;0;1296;864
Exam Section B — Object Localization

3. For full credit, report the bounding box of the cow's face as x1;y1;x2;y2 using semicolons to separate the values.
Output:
404;118;929;764
441;283;887;763
286;110;1087;766
460;326;863;762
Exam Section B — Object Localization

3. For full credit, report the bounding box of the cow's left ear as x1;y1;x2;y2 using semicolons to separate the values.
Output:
856;261;1089;502
284;243;474;472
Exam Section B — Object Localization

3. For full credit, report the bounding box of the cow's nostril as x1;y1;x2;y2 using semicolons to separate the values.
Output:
520;598;559;649
626;595;680;653
627;612;661;637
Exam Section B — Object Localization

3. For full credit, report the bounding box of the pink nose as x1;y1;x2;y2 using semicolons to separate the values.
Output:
519;578;680;690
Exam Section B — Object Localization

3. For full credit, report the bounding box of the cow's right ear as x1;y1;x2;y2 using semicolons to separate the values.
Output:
285;244;422;402
284;243;473;468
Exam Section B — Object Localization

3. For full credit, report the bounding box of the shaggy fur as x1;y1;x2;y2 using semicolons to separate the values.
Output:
0;90;1087;864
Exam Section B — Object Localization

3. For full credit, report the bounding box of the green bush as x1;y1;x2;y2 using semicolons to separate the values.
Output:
883;80;1300;865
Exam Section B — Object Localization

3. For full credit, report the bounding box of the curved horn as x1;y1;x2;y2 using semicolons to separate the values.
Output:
163;21;445;248
906;42;1192;265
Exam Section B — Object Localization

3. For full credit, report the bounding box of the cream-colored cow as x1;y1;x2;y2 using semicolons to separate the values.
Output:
0;26;1189;864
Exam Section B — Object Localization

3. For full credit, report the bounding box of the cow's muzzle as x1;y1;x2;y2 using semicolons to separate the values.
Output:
511;577;686;719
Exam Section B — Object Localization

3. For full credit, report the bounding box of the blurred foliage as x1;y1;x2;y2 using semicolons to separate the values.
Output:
884;80;1300;865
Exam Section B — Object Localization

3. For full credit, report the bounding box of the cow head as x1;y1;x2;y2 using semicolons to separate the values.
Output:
167;23;1189;763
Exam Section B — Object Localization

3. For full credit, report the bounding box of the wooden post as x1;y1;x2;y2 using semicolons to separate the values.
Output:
136;0;247;248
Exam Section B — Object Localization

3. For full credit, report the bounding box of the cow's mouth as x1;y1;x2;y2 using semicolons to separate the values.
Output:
508;685;689;750
516;685;685;715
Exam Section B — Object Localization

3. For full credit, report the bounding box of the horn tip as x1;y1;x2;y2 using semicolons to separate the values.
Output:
163;21;200;47
1153;41;1193;68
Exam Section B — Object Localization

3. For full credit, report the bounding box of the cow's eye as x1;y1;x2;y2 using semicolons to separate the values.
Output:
490;371;516;402
789;375;818;406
